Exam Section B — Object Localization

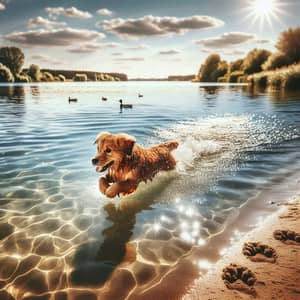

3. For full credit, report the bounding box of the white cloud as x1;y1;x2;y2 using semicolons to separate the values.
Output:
161;58;183;62
194;32;256;48
68;42;120;53
112;52;123;56
4;28;105;47
115;57;145;61
46;6;92;19
100;15;224;39
31;54;63;65
159;49;180;55
125;44;149;50
28;16;66;29
255;39;271;44
97;8;113;16
0;3;5;10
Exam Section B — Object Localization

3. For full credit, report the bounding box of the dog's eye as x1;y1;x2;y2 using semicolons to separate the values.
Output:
105;148;111;154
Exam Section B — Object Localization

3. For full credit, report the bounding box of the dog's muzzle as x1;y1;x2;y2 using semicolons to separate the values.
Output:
91;158;98;165
98;161;114;172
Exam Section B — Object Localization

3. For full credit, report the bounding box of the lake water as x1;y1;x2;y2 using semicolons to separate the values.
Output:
1;82;300;299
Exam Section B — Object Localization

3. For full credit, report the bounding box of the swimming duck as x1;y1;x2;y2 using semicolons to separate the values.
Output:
119;99;132;109
68;97;77;102
102;97;108;101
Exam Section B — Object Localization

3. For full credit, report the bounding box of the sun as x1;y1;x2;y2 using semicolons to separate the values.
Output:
245;0;286;28
252;0;275;17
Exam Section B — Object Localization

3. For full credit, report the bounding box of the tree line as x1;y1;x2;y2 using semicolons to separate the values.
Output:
195;27;300;89
0;47;128;82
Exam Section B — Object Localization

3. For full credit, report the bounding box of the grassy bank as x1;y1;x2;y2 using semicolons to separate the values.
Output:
248;63;300;90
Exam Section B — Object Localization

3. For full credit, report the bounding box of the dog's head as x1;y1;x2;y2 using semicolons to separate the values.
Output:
92;132;136;172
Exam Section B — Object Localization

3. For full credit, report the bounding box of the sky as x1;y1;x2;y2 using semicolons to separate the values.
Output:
0;0;299;78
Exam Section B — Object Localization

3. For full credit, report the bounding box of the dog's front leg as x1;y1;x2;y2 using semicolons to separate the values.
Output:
105;180;138;198
99;176;110;195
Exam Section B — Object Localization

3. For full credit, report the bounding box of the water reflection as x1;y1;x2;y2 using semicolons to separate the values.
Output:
30;85;40;98
0;85;25;101
0;83;300;299
199;86;224;100
71;197;154;287
242;85;300;103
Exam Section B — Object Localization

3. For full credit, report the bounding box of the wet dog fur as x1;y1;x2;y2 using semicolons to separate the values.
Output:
92;132;178;198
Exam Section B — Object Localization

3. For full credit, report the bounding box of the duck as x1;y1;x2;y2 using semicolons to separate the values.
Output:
68;96;78;102
138;93;143;98
102;97;108;101
119;99;132;109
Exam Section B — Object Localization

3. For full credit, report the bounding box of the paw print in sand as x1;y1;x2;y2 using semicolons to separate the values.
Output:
222;263;257;295
273;230;300;245
243;242;277;263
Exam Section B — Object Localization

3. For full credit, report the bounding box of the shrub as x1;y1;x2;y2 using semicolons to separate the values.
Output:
230;59;244;72
214;60;228;80
217;76;228;83
237;76;248;83
263;53;290;70
42;72;54;81
198;54;221;82
268;74;283;89
0;63;14;82
74;73;87;81
58;74;66;81
254;75;268;87
28;64;41;81
15;73;31;83
228;71;244;83
0;47;24;75
276;27;300;64
283;71;300;89
242;49;271;74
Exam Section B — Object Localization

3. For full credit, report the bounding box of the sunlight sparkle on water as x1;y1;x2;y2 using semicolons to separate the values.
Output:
197;259;213;270
153;223;161;232
197;238;206;246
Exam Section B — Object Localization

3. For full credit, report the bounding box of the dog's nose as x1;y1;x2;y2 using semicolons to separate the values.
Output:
91;158;98;165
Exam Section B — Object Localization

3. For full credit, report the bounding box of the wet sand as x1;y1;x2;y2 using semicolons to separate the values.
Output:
184;196;300;300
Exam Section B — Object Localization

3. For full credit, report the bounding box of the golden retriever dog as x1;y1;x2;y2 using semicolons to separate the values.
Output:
92;132;178;198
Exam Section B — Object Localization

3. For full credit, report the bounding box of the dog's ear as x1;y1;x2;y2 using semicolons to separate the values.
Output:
94;132;110;144
117;134;136;155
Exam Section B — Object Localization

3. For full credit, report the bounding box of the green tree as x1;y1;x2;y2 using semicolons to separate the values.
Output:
0;47;24;75
242;49;271;74
230;59;244;72
198;54;221;82
262;53;290;71
214;60;228;79
0;63;14;82
276;27;300;63
28;64;41;81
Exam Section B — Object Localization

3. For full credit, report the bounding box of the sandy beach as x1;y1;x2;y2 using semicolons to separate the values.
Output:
184;196;300;300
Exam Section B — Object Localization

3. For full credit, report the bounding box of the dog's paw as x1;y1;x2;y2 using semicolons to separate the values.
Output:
105;189;118;198
99;177;110;195
222;263;256;295
273;230;300;245
243;242;277;263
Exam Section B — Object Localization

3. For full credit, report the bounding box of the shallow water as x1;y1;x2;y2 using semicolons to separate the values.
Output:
0;82;300;299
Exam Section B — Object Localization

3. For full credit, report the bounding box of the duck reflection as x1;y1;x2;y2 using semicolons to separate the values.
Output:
200;86;222;100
